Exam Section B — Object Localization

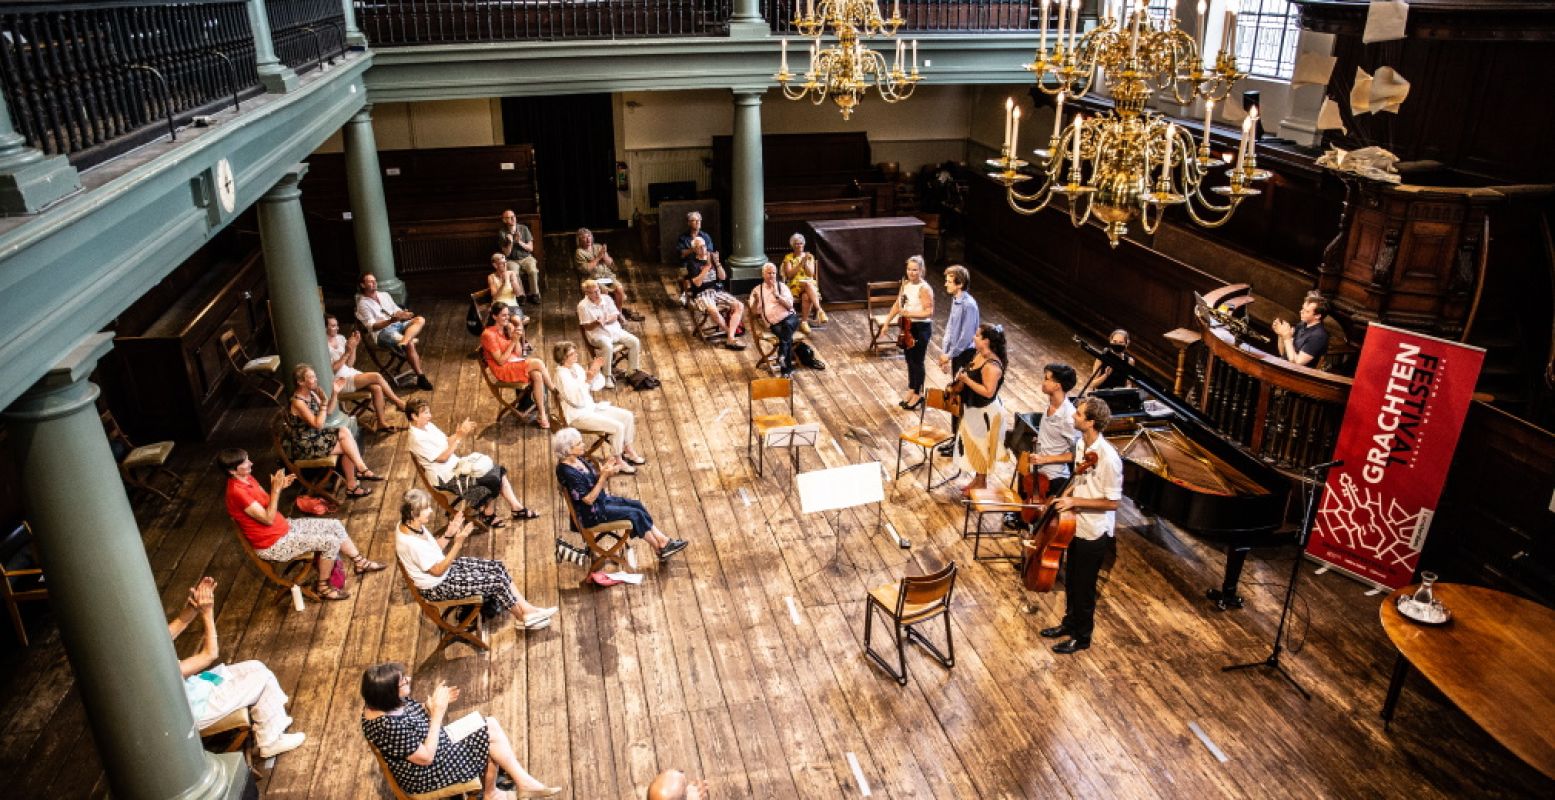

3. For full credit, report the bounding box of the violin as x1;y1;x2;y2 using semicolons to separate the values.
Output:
896;314;915;350
1020;449;1099;594
944;368;967;418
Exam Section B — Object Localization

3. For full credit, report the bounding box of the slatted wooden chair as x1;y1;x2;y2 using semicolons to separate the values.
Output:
362;332;417;389
747;377;798;477
100;409;183;502
478;356;537;427
270;410;348;507
373;744;483;800
915;212;944;265
579;323;630;379
894;389;959;490
409;455;491;535
337;388;379;430
866;280;903;353
397;560;487;658
961;452;1044;561
229;520;321;606
199;707;261;777
751;315;810;373
557;481;634;587
680;278;724;341
1;520;47;647
547;386;612;461
220;329;284;404
863;562;958;685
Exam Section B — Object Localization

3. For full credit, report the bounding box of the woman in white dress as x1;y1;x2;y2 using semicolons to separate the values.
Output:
551;341;647;473
326;314;407;432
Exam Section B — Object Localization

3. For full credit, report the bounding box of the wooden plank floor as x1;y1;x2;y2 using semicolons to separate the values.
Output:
3;239;1552;799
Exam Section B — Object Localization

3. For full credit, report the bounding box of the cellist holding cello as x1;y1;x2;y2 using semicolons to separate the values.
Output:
1039;395;1124;655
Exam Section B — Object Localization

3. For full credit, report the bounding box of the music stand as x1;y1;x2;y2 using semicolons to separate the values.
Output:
763;423;821;482
797;461;887;571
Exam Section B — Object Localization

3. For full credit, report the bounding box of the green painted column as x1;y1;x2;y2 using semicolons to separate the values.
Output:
343;104;406;304
729;0;768;37
341;0;367;48
728;90;767;287
259;165;340;417
1;334;248;800
0;89;80;213
247;0;299;93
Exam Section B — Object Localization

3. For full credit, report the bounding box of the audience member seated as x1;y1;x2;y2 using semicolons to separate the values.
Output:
648;769;710;800
685;237;746;351
286;363;382;498
220;448;384;601
495;209;541;304
1272;294;1331;369
747;262;799;377
551;342;648;470
553;428;687;562
573;228;643;321
326;314;407;433
781;232;826;333
577;279;642;384
481;303;553;428
487;253;529;309
405;399;540;525
171;576;306;758
360;662;562;799
395;489;556;630
355;273;434;391
676;210;715;269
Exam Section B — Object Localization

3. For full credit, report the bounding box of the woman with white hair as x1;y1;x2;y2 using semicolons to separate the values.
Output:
553;428;687;562
551;342;646;472
781;232;826;333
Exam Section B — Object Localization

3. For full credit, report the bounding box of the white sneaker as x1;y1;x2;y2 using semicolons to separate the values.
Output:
258;731;306;758
523;607;558;627
522;616;553;631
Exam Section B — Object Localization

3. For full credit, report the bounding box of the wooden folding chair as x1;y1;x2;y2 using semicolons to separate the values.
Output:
747;377;798;478
547;386;612;460
199;707;261;778
372;744;483;800
751;316;809;373
100;409;183;502
337;389;377;429
863;562;958;685
470;288;493;330
229;521;321;606
680;278;724;341
557;481;634;587
397;561;487;658
409;455;492;535
479;357;536;427
580;323;630;379
866;280;903;353
270;411;347;507
961;453;1044;561
362;334;416;389
894;389;960;490
1;521;47;647
220;329;284;404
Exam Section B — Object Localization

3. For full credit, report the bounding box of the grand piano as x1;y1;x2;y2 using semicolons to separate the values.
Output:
1078;338;1294;610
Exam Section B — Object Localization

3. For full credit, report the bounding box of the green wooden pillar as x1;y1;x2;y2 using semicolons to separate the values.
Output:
729;0;768;37
343;105;406;304
0;89;80;213
341;0;367;48
1;334;248;800
729;90;767;288
259;165;338;409
247;0;299;93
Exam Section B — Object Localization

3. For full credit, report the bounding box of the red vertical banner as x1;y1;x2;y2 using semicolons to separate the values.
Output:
1307;324;1485;589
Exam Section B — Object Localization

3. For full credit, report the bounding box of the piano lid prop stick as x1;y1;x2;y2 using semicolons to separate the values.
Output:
1188;721;1229;763
785;595;803;625
846;752;873;796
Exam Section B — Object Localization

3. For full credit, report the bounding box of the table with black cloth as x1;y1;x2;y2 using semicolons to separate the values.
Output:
800;217;925;304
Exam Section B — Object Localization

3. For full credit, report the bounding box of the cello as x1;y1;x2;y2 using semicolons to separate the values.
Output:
1020;450;1099;593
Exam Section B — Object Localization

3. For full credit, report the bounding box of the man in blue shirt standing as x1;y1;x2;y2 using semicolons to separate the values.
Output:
936;265;980;456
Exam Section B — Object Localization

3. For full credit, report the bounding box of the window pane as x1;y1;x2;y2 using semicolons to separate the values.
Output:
1234;0;1299;80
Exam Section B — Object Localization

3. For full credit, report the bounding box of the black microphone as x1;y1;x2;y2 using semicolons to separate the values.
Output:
1305;459;1344;471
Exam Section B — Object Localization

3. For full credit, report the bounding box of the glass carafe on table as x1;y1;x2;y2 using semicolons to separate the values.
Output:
1412;571;1439;606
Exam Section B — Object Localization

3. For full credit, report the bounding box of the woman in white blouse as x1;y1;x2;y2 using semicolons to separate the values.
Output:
551;341;647;472
326;314;407;431
394;489;556;630
405;399;539;525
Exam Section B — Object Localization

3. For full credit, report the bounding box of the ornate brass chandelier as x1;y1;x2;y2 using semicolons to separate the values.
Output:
774;0;922;120
987;0;1265;247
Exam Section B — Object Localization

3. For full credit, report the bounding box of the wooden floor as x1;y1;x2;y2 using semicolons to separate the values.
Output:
3;240;1552;799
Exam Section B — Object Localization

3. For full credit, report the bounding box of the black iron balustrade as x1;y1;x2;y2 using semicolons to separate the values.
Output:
763;0;1036;34
352;0;731;45
1;0;261;170
268;0;346;71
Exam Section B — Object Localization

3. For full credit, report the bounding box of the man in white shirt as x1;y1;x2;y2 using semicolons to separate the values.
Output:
578;279;642;385
1040;395;1123;654
746;263;798;376
354;273;433;391
1026;363;1082;497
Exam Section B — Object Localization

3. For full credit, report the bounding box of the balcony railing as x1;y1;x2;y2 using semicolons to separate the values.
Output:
1;0;262;170
353;0;734;45
762;0;1037;33
269;0;347;72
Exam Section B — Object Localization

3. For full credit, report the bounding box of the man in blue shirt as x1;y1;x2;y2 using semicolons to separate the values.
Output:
677;210;716;270
936;265;980;456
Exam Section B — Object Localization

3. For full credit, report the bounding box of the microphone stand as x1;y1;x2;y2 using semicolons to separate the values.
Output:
1221;459;1339;700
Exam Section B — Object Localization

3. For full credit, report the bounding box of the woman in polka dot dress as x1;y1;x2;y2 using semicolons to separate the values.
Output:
361;663;561;798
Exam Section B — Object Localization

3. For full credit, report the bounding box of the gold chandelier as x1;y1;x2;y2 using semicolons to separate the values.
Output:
987;0;1265;247
775;0;922;119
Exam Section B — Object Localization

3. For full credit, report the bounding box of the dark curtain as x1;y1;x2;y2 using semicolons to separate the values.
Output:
501;94;618;232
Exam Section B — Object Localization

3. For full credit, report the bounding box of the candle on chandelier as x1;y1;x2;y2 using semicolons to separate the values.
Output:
807;0;814;17
781;38;789;74
1003;97;1015;156
1197;0;1209;52
1039;0;1050;54
1163;123;1176;178
1202;98;1214;150
912;40;918;72
1011;107;1022;157
1052;91;1066;141
1070;0;1082;50
1056;0;1068;51
794;0;801;22
809;41;818;76
1072;115;1084;179
895;39;904;72
1130;3;1141;61
1169;0;1178;24
1228;5;1239;55
893;0;901;20
1237;115;1252;171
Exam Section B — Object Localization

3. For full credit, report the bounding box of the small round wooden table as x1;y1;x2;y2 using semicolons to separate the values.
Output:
1380;582;1555;780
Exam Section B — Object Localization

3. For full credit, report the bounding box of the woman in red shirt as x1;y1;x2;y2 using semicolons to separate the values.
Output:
480;303;552;428
220;448;384;600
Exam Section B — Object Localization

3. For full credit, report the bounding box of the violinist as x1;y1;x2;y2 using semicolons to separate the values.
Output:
1039;396;1123;655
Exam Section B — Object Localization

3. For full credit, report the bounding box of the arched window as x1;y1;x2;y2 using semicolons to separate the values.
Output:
1233;0;1301;80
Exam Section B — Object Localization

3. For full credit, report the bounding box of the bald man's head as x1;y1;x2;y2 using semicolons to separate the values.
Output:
647;770;687;800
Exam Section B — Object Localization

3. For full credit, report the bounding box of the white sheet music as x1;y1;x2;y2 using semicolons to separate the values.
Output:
443;711;485;743
797;462;885;515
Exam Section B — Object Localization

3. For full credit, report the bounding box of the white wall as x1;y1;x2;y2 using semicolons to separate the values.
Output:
312;99;502;153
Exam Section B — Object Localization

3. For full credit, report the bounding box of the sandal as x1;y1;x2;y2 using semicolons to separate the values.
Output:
481;513;509;529
357;469;386;482
345;484;373;498
623;454;647;466
351;554;386;575
511;507;541;521
315;583;350;601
